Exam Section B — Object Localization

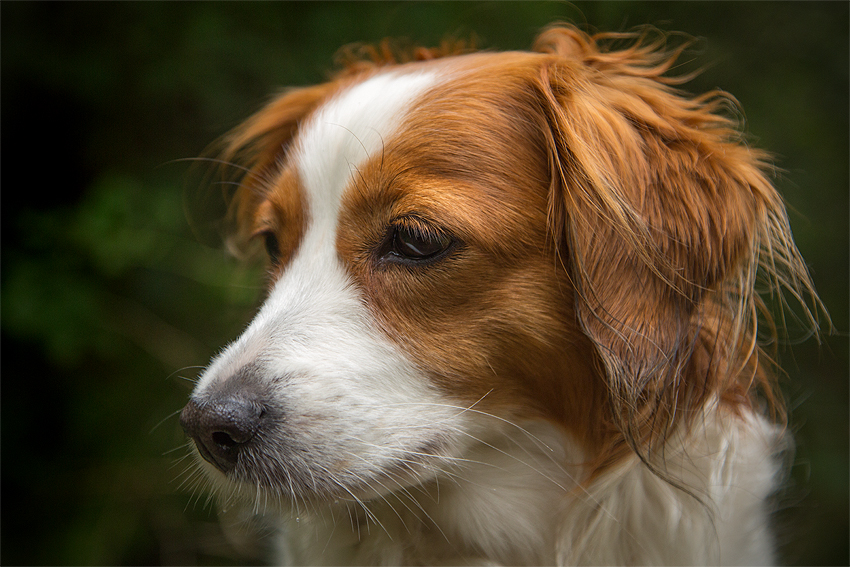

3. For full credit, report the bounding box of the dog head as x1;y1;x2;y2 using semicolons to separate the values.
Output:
180;25;820;505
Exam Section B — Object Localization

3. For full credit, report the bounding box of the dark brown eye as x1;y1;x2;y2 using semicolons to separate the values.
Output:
389;220;453;262
263;231;281;265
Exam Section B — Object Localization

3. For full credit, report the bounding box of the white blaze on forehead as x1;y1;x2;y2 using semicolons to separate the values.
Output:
247;69;439;384
294;70;438;236
198;69;440;385
195;70;461;442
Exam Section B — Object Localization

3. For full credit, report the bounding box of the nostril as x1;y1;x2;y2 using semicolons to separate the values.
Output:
212;430;239;449
179;395;266;474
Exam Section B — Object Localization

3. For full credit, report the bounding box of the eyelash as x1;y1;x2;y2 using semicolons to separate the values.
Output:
381;217;455;265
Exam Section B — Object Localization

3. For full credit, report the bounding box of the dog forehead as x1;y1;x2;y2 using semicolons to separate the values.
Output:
291;69;440;226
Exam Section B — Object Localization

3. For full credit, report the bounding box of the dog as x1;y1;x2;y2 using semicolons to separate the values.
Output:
179;25;823;565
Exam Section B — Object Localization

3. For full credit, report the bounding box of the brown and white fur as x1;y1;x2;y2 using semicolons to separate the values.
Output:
179;25;822;565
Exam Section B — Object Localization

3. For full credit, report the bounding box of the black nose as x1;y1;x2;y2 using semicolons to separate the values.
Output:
179;393;265;473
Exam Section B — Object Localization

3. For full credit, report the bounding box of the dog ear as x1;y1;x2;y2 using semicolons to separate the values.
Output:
534;26;820;451
215;82;338;254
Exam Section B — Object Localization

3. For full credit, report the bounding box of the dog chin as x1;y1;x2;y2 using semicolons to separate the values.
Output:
192;430;468;508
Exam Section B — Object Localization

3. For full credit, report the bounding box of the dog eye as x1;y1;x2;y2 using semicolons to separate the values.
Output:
390;221;453;262
262;231;281;265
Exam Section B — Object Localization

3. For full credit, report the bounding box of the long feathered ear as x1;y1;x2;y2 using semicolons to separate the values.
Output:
533;26;824;457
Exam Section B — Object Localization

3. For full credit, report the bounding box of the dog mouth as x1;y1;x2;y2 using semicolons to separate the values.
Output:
209;438;449;504
181;395;453;501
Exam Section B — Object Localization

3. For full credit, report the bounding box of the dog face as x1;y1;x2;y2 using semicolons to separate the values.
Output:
181;53;601;504
180;27;819;510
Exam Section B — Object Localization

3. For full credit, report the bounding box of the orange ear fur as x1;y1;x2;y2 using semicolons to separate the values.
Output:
534;26;826;464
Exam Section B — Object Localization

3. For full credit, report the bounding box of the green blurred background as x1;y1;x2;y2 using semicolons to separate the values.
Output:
1;2;847;565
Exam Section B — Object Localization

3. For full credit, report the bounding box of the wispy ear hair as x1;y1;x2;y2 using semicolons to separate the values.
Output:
534;24;827;475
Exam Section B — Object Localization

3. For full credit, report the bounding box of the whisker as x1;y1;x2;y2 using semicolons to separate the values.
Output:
165;156;254;174
164;365;206;381
149;408;183;435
